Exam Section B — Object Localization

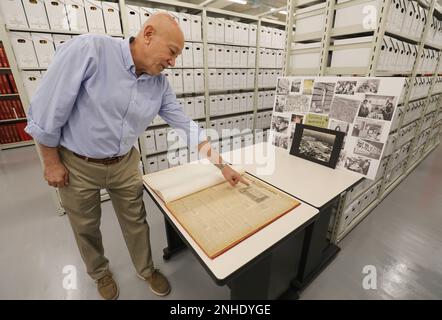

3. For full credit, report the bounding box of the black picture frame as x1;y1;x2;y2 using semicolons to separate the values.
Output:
289;124;345;169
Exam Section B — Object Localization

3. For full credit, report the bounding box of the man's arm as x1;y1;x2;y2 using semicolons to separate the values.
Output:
37;143;69;188
24;37;95;188
159;76;248;187
197;140;249;187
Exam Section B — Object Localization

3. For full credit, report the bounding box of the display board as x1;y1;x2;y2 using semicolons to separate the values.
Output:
270;76;405;180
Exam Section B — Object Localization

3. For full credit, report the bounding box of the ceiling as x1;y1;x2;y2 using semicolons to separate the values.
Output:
179;0;288;20
179;0;442;20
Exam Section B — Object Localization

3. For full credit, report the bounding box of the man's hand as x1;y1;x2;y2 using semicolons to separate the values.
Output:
44;163;69;188
221;165;249;187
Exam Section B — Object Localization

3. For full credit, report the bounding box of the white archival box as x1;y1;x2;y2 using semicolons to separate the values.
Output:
334;0;382;30
240;47;248;68
207;44;216;68
190;14;202;42
248;24;257;47
31;32;55;68
102;2;122;35
247;47;256;68
233;21;241;45
231;70;240;89
231;47;240;68
217;94;226;115
224;45;233;68
146;156;159;173
209;96;218;116
194;96;205;118
330;36;373;69
10;32;38;68
247;92;254;111
0;0;28;28
155;128;168;152
52;34;72;49
224;95;233;114
21;70;42;99
184;97;195;119
139;7;154;25
208;69;217;91
194;69;204;93
193;42;204;68
232;94;240;112
143;130;157;154
157;154;169;171
224;19;234;44
179;13;192;41
22;0;50;30
126;4;140;36
239;69;247;90
172;69;183;94
182;69;195;93
84;0;106;34
246;69;255;89
293;3;326;37
65;0;88;33
224;69;233;91
215;45;225;68
207;17;216;43
215;18;225;43
44;0;69;31
240;22;249;46
182;42;194;68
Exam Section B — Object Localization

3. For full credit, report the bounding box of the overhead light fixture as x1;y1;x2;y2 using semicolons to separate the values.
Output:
229;0;247;4
279;10;288;15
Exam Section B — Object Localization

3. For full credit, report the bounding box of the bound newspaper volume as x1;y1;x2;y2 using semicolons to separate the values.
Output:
144;163;301;259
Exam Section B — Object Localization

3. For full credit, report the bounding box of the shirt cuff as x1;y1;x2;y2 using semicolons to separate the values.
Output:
25;120;60;147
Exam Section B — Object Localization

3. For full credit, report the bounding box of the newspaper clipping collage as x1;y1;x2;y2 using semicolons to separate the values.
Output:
270;76;405;180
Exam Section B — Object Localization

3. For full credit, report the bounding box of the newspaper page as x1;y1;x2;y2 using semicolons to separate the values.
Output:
166;173;301;259
144;162;245;203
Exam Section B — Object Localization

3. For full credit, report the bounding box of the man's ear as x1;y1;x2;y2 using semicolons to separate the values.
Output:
143;25;155;44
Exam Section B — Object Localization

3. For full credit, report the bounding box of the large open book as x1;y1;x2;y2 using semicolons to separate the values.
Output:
144;162;301;259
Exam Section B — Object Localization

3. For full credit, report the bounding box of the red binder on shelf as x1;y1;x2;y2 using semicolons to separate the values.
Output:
7;74;18;93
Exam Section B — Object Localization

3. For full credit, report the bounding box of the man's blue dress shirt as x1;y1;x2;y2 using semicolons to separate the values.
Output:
25;34;205;158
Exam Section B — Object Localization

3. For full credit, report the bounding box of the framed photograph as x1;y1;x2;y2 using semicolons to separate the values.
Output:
289;124;345;169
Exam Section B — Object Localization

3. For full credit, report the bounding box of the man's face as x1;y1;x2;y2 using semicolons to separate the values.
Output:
140;26;184;75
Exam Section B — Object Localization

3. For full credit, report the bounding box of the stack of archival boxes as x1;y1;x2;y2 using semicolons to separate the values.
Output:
1;0;123;101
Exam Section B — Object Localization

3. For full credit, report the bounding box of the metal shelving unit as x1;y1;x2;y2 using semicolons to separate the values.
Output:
282;0;442;243
0;13;34;152
127;0;283;173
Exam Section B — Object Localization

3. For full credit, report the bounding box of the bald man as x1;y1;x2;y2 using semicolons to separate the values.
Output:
25;13;246;300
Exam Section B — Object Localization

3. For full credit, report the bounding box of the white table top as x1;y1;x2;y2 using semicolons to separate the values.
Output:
143;180;318;282
221;142;362;208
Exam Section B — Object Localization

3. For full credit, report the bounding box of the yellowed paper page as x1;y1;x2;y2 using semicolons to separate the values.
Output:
166;173;300;259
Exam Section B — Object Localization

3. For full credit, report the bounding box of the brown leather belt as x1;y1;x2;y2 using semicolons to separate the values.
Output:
72;152;127;165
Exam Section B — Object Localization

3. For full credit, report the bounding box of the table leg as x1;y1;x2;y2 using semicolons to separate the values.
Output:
163;217;187;260
292;198;340;290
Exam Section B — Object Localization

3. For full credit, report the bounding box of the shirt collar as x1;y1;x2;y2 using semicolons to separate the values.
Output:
121;37;135;71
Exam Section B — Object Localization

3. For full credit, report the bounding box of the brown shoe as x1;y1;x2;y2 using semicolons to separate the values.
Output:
143;270;171;297
96;273;119;300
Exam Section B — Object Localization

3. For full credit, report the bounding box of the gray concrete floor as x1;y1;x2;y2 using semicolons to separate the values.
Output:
0;144;441;300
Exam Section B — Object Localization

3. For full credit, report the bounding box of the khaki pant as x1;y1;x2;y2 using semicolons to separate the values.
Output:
58;147;154;280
